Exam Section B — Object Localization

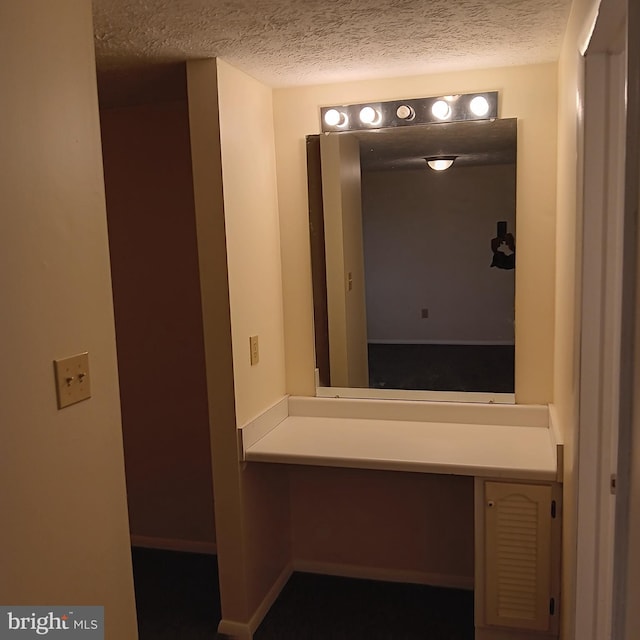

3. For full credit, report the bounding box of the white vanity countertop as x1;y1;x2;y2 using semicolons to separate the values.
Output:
241;396;560;481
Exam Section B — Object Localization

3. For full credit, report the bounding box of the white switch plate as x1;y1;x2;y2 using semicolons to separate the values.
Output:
54;352;91;409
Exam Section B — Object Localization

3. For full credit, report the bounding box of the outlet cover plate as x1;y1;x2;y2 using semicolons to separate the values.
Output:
249;336;259;366
54;352;91;409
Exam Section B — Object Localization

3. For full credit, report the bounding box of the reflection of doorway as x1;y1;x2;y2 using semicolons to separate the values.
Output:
98;69;219;634
306;135;331;387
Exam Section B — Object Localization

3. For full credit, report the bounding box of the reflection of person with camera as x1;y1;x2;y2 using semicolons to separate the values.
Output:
491;221;515;270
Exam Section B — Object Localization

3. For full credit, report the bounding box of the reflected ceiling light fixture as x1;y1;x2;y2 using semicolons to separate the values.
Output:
425;156;456;171
320;91;497;132
324;108;348;127
359;105;381;125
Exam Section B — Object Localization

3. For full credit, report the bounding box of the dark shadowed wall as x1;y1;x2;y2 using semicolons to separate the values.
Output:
100;98;216;550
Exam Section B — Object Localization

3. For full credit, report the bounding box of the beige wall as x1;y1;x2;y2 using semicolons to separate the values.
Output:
217;59;287;426
290;467;474;584
187;59;291;636
100;99;216;550
273;61;557;595
0;1;137;637
362;164;517;344
216;57;291;619
274;62;558;405
554;1;600;638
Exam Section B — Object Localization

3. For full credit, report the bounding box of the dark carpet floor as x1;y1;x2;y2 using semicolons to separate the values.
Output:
368;343;515;393
132;547;220;639
132;548;474;639
254;573;474;640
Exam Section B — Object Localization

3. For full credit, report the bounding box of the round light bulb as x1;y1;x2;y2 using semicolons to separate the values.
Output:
324;108;345;127
431;100;451;120
359;106;380;125
396;105;415;120
469;95;490;117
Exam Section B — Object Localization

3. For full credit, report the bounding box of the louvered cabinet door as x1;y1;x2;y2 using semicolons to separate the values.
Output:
483;481;554;632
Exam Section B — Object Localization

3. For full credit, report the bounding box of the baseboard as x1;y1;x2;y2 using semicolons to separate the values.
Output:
475;627;558;640
131;535;217;555
217;562;292;639
292;559;474;590
248;562;293;633
217;619;252;640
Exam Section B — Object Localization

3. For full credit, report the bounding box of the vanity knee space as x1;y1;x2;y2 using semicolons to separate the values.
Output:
474;478;562;640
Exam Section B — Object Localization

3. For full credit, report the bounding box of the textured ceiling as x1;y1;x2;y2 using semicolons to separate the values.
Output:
92;0;573;89
355;118;517;171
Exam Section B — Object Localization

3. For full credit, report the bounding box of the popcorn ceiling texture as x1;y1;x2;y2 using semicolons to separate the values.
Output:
92;0;572;88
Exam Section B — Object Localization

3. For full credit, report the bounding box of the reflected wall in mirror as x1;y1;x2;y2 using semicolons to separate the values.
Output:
307;118;517;397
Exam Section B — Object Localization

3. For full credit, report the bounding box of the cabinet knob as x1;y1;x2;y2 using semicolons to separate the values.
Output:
487;500;495;508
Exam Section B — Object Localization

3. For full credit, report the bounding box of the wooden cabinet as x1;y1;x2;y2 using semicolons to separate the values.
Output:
475;479;562;640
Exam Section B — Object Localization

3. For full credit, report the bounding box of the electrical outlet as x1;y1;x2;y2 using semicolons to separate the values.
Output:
54;352;91;409
249;336;259;366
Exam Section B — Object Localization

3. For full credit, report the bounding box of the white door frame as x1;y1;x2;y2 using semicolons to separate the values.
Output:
612;1;640;638
576;0;628;638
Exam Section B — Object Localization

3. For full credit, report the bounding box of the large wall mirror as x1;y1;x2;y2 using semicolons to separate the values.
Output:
307;117;517;402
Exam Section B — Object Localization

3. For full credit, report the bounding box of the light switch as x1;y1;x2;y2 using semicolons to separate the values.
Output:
54;352;91;409
249;336;259;366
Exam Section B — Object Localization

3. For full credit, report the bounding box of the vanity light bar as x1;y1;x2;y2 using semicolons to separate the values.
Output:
320;91;498;133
